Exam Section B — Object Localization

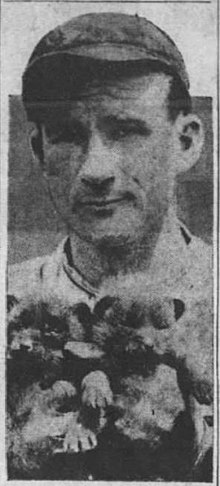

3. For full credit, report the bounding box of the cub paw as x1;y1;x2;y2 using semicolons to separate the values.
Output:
55;421;97;454
81;371;113;408
52;380;77;400
50;380;78;412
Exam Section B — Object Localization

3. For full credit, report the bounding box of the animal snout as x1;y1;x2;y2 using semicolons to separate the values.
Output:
20;340;33;352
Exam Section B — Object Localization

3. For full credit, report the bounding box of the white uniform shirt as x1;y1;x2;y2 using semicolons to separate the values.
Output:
8;210;212;311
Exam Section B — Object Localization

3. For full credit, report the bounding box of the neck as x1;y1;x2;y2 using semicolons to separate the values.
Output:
69;217;167;289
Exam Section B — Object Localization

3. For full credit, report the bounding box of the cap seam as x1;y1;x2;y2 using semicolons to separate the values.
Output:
24;43;183;73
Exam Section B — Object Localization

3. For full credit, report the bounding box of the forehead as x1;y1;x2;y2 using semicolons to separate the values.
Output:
43;73;171;124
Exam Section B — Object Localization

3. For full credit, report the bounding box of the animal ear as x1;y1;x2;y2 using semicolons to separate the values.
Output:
94;296;118;321
73;302;92;324
149;297;185;329
173;299;185;321
94;296;125;326
7;294;19;313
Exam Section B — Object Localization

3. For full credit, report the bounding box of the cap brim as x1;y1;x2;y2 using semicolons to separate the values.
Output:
23;46;189;109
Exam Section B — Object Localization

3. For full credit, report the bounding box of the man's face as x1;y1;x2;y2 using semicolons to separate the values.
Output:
41;73;176;247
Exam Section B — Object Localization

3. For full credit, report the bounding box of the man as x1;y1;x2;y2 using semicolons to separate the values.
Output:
8;12;212;480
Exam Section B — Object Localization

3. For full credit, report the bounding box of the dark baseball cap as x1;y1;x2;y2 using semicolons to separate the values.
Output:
22;12;189;114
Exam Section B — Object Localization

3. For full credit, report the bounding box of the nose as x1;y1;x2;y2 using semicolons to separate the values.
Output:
80;132;116;194
81;175;114;195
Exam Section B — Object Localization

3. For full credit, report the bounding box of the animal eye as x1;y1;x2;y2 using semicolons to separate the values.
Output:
44;319;62;334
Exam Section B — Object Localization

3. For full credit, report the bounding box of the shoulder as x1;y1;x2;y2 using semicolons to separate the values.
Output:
7;238;90;304
187;232;212;275
7;237;66;300
180;228;212;297
176;216;212;272
8;254;51;300
157;214;212;297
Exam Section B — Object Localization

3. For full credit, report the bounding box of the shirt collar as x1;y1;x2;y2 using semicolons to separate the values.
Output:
58;208;192;296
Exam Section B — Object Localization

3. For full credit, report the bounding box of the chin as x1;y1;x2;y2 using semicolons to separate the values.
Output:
98;234;130;250
91;228;142;250
70;210;145;247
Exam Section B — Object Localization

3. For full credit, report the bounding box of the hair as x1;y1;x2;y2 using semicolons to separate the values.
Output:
167;75;192;122
23;59;192;124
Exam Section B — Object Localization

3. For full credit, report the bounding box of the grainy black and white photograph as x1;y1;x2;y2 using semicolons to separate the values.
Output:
1;1;218;482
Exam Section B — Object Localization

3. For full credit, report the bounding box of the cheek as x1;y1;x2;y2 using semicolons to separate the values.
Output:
44;145;82;178
44;145;84;207
123;135;171;190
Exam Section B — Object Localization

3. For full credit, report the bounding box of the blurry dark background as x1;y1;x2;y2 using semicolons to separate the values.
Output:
8;95;213;264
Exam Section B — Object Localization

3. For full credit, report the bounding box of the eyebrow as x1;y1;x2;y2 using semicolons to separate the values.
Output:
100;115;151;135
44;118;89;136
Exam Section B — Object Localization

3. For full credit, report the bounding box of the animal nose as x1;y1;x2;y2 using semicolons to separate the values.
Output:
9;339;33;355
144;336;154;348
20;340;33;352
137;329;154;349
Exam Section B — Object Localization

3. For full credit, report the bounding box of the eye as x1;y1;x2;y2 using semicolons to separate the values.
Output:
111;125;134;140
116;127;130;139
110;121;151;141
48;124;88;146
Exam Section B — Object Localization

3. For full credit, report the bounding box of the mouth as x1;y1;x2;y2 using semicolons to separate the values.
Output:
77;192;135;209
72;192;135;218
81;197;126;208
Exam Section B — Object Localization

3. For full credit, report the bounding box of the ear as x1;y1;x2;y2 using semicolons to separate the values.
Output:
172;113;204;174
149;296;185;330
29;124;45;170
